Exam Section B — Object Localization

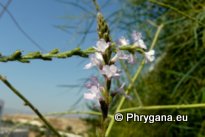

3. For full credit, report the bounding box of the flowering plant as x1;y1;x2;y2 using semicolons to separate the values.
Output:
83;7;155;135
0;1;156;137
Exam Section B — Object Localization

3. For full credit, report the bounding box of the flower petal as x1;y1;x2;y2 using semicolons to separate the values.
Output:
85;76;99;89
118;37;129;46
132;31;147;49
94;39;109;53
84;63;93;69
110;65;117;73
84;93;96;100
95;52;104;62
132;31;142;41
128;54;135;64
84;52;104;69
101;65;120;79
145;50;155;62
117;51;129;60
90;86;100;94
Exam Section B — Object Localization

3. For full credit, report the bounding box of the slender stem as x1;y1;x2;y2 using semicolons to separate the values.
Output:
119;103;205;112
150;24;164;49
92;0;100;12
46;111;113;118
133;88;143;106
105;24;163;137
149;0;205;26
0;75;62;137
119;61;143;106
119;61;132;82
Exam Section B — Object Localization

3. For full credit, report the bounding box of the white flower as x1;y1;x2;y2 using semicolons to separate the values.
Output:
84;52;104;69
132;31;147;50
84;85;101;100
132;31;142;41
94;39;109;53
101;65;120;79
134;39;147;49
127;54;135;64
145;50;155;62
118;36;129;46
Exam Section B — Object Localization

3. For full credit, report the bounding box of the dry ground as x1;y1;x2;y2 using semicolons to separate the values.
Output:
2;114;89;137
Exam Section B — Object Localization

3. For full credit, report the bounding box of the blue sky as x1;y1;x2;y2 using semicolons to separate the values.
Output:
0;0;123;114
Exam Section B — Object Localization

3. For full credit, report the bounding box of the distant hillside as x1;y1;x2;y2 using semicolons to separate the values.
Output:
3;107;33;115
2;114;88;137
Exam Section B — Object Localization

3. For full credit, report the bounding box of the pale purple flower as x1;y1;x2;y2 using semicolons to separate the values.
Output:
94;39;109;53
114;83;132;100
132;31;147;50
84;52;104;69
84;76;100;89
111;51;136;64
117;51;129;60
101;65;120;79
118;36;129;46
111;51;129;63
145;50;155;62
84;85;101;100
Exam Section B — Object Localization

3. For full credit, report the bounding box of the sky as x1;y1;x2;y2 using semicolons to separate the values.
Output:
0;0;122;114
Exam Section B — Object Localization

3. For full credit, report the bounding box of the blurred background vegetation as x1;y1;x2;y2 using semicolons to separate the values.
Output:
109;0;205;136
64;0;205;136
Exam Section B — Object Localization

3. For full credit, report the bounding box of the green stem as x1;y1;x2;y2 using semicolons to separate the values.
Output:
46;111;113;118
50;111;102;115
0;75;62;137
92;0;100;12
119;61;132;82
149;0;205;26
119;61;143;106
0;46;141;63
119;103;205;112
